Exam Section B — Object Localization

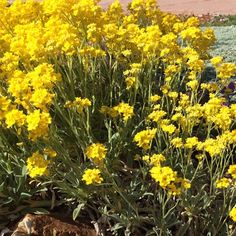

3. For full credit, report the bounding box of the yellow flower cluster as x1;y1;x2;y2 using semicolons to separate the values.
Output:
83;139;107;186
26;148;57;178
133;128;157;150
216;178;231;189
123;63;142;89
0;0;217;68
26;152;50;178
148;109;167;123
142;154;165;166
101;102;134;122
65;97;91;113
0;2;236;231
27;110;52;140
85;143;107;165
228;165;236;179
144;153;190;196
150;165;190;196
1;62;60;141
215;165;236;189
82;168;103;185
230;207;236;222
150;166;177;189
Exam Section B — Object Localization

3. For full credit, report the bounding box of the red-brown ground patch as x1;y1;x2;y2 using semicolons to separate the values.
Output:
101;0;236;15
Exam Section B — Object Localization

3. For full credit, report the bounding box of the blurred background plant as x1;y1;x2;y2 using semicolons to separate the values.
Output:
0;0;236;235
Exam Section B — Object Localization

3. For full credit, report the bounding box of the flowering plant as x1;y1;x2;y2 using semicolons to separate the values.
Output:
0;0;236;234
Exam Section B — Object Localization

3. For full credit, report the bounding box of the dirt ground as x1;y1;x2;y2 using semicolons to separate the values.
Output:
101;0;236;15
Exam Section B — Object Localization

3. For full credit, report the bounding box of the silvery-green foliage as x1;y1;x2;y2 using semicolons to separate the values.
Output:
210;26;236;62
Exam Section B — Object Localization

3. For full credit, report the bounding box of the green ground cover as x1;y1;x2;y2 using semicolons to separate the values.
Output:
211;26;236;62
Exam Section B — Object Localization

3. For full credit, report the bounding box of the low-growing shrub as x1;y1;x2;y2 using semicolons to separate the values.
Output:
0;0;236;234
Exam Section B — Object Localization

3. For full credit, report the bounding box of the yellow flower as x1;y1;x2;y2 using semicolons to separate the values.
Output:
82;168;103;185
201;82;219;92
197;137;226;157
195;154;205;162
30;89;54;110
113;102;134;122
171;113;184;122
27;152;50;178
173;22;185;33
181;27;201;41
100;103;134;122
216;178;231;189
217;63;236;80
129;63;142;74
0;96;11;113
133;128;157;150
210;56;223;66
165;76;172;83
27;110;41;131
142;154;165;166
5;109;26;128
150;94;161;103
26;110;52;141
28;63;61;89
229;207;236;222
179;93;190;108
185;17;200;27
160;84;170;95
185;105;203;126
164;65;180;76
0;52;19;75
150;166;177;188
65;97;91;113
85;143;107;164
168;91;178;99
185;137;199;149
202;95;225;119
74;97;91;110
186;80;198;90
125;77;136;90
167;178;191;196
171;137;183;148
161;124;176;135
167;183;181;196
211;106;231;131
148;110;166;122
180;178;191;189
7;70;28;99
228;165;236;179
122;50;132;57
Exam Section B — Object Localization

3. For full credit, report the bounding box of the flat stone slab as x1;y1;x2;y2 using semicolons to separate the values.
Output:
10;214;97;236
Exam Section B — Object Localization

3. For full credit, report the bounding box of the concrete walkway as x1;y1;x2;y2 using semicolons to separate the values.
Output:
101;0;236;15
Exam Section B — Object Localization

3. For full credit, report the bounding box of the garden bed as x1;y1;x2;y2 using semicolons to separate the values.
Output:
0;0;236;235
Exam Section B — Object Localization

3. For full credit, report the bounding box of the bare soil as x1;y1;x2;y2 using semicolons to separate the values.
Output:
101;0;236;15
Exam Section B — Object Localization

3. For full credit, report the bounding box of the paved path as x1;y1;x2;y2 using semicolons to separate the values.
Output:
101;0;236;15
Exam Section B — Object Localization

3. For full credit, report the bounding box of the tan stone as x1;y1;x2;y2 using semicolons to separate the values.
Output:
11;214;97;236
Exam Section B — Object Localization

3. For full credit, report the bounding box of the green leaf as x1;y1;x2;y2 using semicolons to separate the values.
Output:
21;165;27;176
73;202;85;220
20;192;32;198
